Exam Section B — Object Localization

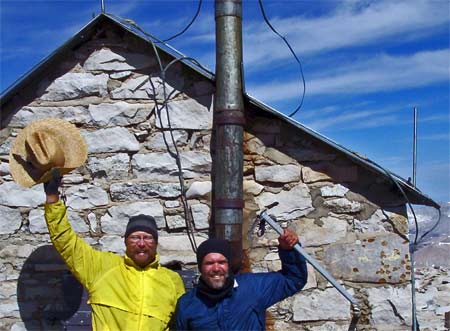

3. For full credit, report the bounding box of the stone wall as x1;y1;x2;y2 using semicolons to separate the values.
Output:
0;23;445;330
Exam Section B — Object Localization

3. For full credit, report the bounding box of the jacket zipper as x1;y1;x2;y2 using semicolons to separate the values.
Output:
137;269;145;330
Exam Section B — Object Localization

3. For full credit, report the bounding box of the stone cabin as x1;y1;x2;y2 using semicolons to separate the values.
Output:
0;13;439;331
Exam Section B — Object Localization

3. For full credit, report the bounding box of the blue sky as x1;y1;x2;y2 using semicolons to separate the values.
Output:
1;0;449;203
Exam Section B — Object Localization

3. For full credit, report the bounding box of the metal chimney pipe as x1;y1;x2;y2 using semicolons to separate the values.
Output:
213;0;245;273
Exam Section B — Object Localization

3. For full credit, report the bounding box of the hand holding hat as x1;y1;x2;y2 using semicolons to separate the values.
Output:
9;118;87;187
44;169;62;195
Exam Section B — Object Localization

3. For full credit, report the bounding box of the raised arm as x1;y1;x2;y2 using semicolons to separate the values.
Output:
44;171;109;290
253;228;308;308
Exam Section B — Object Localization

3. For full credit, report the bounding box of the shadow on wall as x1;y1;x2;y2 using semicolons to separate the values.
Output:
17;245;90;330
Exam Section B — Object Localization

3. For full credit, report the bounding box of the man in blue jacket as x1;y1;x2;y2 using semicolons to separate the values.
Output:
176;229;307;330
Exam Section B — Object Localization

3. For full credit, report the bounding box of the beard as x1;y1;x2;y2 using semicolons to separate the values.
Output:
204;271;229;289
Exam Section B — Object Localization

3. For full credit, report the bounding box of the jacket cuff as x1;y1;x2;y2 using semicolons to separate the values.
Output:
44;200;65;211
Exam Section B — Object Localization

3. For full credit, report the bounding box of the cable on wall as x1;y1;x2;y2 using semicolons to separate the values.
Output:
364;157;441;331
110;13;202;253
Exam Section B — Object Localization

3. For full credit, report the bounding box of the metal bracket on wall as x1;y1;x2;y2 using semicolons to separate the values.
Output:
215;109;246;126
215;198;245;209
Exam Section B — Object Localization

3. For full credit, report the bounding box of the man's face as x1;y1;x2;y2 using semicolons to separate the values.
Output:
200;253;229;289
125;231;157;268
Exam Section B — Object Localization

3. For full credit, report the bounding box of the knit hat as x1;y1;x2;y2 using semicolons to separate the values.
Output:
196;238;232;269
9;118;87;187
125;215;158;241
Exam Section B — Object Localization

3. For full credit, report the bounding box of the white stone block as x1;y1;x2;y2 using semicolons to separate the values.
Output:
65;184;109;210
186;181;212;198
132;151;211;180
292;287;353;321
324;198;362;213
243;180;264;196
255;164;301;183
166;215;186;230
10;106;91;127
0;161;10;175
257;184;313;221
99;235;125;254
191;203;210;230
110;182;181;201
0;182;44;207
145;130;188;150
83;48;154;71
82;127;140;153
156;98;213;130
320;184;349;197
40;72;108;101
165;200;180;208
366;285;412;327
293;216;348;247
0;205;22;234
87;154;130;180
88;101;153;127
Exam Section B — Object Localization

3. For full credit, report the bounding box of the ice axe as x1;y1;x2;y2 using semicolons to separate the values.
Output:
255;203;360;331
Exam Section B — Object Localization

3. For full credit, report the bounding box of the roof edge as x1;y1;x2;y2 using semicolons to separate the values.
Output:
245;94;440;209
1;14;106;102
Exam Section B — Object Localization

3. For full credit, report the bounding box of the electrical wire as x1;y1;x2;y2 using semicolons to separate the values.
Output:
159;0;203;43
417;208;442;245
110;14;212;76
114;0;202;44
257;0;306;117
153;46;199;254
364;157;441;331
110;14;199;253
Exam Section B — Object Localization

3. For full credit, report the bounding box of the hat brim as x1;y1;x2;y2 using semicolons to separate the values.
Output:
9;118;88;187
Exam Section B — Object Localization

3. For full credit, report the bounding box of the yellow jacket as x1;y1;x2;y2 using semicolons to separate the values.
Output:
45;201;185;331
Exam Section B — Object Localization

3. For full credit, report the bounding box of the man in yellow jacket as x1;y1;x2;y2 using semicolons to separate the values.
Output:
44;173;185;331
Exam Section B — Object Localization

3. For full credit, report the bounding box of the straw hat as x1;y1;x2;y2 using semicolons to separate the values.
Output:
9;118;87;187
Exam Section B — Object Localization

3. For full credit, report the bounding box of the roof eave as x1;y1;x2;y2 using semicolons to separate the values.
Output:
1;14;105;104
246;94;440;209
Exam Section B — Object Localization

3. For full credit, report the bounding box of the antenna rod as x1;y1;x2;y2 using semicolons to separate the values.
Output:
413;107;418;186
411;106;419;331
101;0;105;13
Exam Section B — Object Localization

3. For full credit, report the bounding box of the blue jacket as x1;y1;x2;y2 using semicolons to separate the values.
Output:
176;248;307;330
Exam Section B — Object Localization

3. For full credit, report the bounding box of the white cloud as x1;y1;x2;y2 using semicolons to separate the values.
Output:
107;1;141;17
243;0;449;68
301;106;399;131
420;133;450;141
309;49;449;94
420;114;450;123
247;49;449;100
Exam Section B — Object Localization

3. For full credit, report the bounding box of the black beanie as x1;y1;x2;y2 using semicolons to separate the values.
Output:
125;214;158;241
196;238;232;269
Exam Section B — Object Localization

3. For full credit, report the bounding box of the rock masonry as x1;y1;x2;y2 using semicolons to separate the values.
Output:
0;23;447;330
